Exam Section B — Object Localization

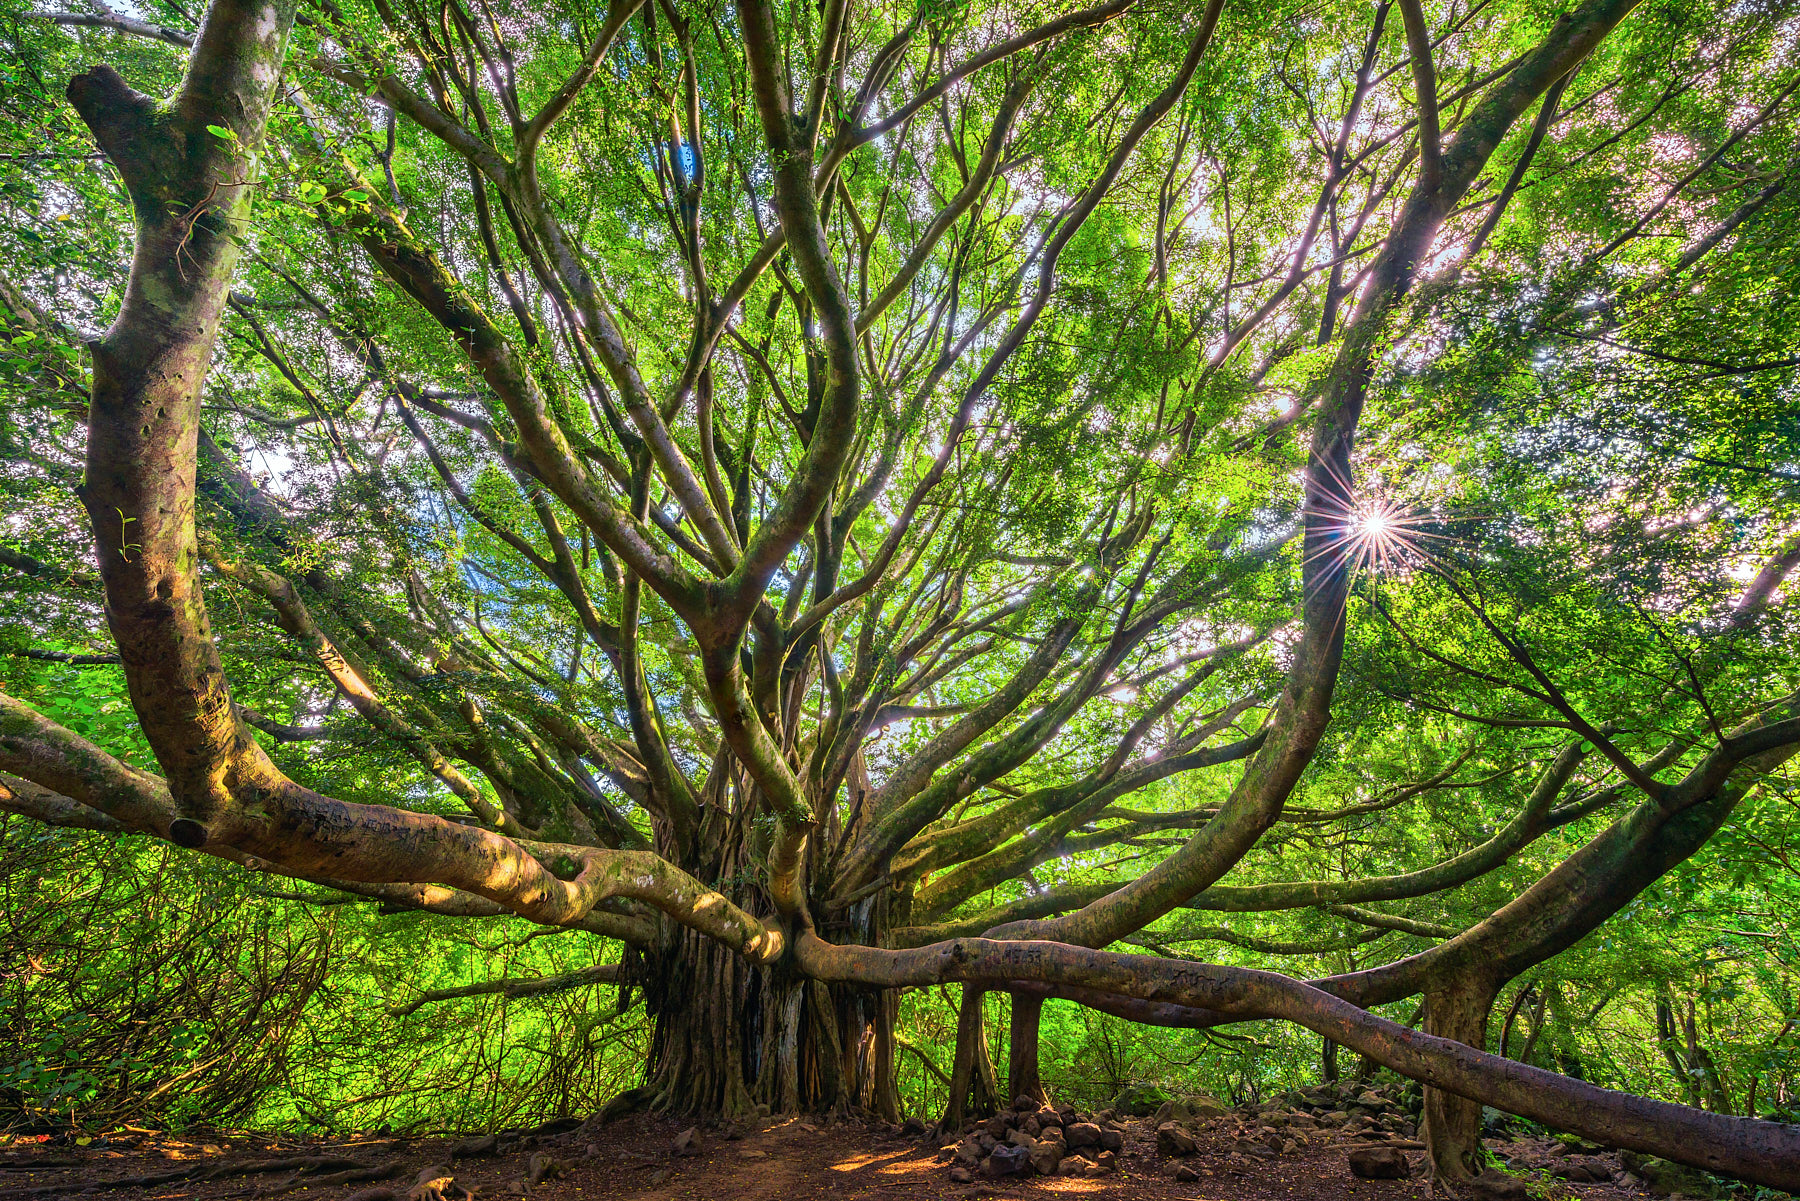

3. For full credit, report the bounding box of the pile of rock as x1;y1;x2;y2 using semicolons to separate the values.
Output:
1275;1081;1421;1139
940;1095;1125;1181
1150;1092;1309;1179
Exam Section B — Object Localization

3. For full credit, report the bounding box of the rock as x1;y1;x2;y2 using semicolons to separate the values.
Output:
646;1169;673;1187
1173;1164;1201;1182
1099;1128;1123;1153
1261;1130;1285;1153
1188;1094;1231;1123
1095;1150;1117;1171
1055;1105;1078;1125
1012;1093;1039;1111
953;1138;982;1166
670;1127;703;1158
976;1133;998;1154
1111;1083;1170;1116
1020;1115;1040;1137
983;1115;1009;1139
1056;1158;1086;1177
1464;1170;1530;1201
1028;1140;1063;1176
982;1144;1030;1177
1347;1146;1410;1179
1551;1156;1612;1183
1005;1129;1037;1149
1288;1112;1318;1129
1064;1121;1102;1148
900;1116;928;1137
1320;1110;1350;1127
1622;1152;1716;1197
1156;1121;1198;1156
738;1149;768;1160
947;1166;972;1184
1282;1139;1298;1155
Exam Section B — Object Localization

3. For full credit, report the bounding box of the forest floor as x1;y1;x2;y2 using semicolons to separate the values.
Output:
0;1112;1684;1201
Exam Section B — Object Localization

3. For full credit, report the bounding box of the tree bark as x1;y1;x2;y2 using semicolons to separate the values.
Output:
943;987;1000;1129
1421;977;1501;1180
1007;992;1048;1106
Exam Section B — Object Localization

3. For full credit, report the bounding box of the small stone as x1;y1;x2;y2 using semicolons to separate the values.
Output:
947;1166;972;1184
984;1115;1009;1139
738;1149;768;1160
953;1138;982;1166
1028;1140;1062;1176
1347;1145;1410;1179
670;1127;702;1158
1005;1129;1037;1150
1099;1128;1123;1152
901;1116;928;1137
1095;1150;1117;1171
1020;1115;1040;1137
1174;1164;1201;1182
646;1168;673;1186
1013;1093;1038;1111
1056;1158;1086;1177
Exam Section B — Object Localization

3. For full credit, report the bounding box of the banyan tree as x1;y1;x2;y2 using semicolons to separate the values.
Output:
2;0;1798;1187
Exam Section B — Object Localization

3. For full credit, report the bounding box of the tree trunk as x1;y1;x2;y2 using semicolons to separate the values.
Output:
640;923;761;1119
634;921;902;1121
1007;992;1048;1106
1322;1036;1340;1083
942;987;1002;1129
1422;977;1500;1181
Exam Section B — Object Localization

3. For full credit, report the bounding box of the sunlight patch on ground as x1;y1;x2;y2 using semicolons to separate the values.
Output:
1036;1178;1109;1193
828;1151;904;1172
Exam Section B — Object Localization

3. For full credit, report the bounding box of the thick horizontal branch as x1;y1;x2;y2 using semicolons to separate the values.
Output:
795;931;1800;1189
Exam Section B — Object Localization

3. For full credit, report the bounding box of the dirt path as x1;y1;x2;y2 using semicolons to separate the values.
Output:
0;1114;1672;1201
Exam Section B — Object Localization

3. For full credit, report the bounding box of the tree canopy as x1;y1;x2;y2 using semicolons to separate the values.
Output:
1;0;1797;1184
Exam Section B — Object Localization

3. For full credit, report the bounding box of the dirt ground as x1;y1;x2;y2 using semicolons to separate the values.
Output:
0;1113;1691;1201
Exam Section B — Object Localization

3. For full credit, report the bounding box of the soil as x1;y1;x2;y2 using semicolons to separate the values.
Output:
0;1114;1676;1201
